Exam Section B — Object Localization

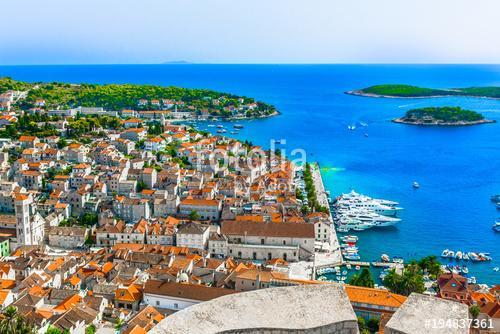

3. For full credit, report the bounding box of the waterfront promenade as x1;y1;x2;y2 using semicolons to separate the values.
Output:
310;162;343;269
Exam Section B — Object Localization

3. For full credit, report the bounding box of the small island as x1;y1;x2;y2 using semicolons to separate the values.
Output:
347;84;500;99
392;106;495;126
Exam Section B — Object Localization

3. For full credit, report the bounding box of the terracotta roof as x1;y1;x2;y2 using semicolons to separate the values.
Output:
345;285;407;309
54;294;82;312
180;198;220;206
123;305;164;334
144;280;235;301
115;284;142;302
221;220;315;238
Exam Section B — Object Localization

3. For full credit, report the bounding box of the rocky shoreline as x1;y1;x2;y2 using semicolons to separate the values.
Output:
392;117;496;126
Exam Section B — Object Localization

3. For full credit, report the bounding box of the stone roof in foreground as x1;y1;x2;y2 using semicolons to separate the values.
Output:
150;284;358;334
385;293;469;334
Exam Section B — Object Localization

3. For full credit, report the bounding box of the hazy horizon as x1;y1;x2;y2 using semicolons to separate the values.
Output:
2;0;500;65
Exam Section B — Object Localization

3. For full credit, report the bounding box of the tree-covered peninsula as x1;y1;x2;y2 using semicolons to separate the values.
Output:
393;106;495;126
0;77;278;118
347;84;500;99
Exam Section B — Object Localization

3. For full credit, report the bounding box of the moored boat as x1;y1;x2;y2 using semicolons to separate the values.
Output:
493;221;500;232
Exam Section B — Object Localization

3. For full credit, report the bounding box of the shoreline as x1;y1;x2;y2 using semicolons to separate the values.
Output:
309;163;343;267
171;110;280;123
345;90;500;100
392;118;496;126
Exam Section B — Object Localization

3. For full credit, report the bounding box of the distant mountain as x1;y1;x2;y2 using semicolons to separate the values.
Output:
162;60;192;64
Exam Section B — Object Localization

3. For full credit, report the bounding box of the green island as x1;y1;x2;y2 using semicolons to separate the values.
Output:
393;106;495;126
0;77;278;118
346;84;500;99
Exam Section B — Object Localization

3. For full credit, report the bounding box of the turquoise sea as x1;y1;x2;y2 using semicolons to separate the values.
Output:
1;64;499;284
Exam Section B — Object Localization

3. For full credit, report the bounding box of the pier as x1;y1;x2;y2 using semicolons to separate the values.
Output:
310;162;343;271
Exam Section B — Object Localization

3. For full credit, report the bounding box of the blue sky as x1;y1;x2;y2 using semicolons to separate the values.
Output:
2;0;500;64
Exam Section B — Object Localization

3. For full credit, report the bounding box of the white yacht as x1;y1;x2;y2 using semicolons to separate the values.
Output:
336;191;403;216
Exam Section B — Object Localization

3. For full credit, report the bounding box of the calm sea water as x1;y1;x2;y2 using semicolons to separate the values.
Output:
1;64;499;284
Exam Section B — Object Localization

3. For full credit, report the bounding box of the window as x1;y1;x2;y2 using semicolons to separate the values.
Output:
156;301;160;306
283;240;286;245
174;303;178;309
261;239;264;244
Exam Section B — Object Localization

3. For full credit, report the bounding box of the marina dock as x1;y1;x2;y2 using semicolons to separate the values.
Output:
310;163;343;269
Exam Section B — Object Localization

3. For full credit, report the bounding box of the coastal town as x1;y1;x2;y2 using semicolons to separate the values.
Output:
0;82;498;334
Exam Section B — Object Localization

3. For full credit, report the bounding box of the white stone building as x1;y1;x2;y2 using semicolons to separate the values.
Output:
176;222;210;250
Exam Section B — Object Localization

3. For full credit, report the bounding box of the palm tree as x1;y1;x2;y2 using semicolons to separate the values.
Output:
0;306;37;334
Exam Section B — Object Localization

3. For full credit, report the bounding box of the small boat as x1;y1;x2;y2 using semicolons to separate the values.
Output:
478;253;492;261
364;133;369;137
341;235;359;242
493;267;499;272
217;124;224;128
230;131;239;134
207;124;215;127
493;221;500;232
393;256;404;264
355;265;360;270
468;252;479;261
233;124;244;129
359;122;368;127
216;129;227;133
441;249;450;258
381;254;390;262
462;253;470;261
344;254;361;261
468;276;477;284
448;250;455;258
491;195;500;203
455;251;463;260
342;270;348;275
346;264;352;270
461;266;469;274
413;181;420;189
347;124;356;130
